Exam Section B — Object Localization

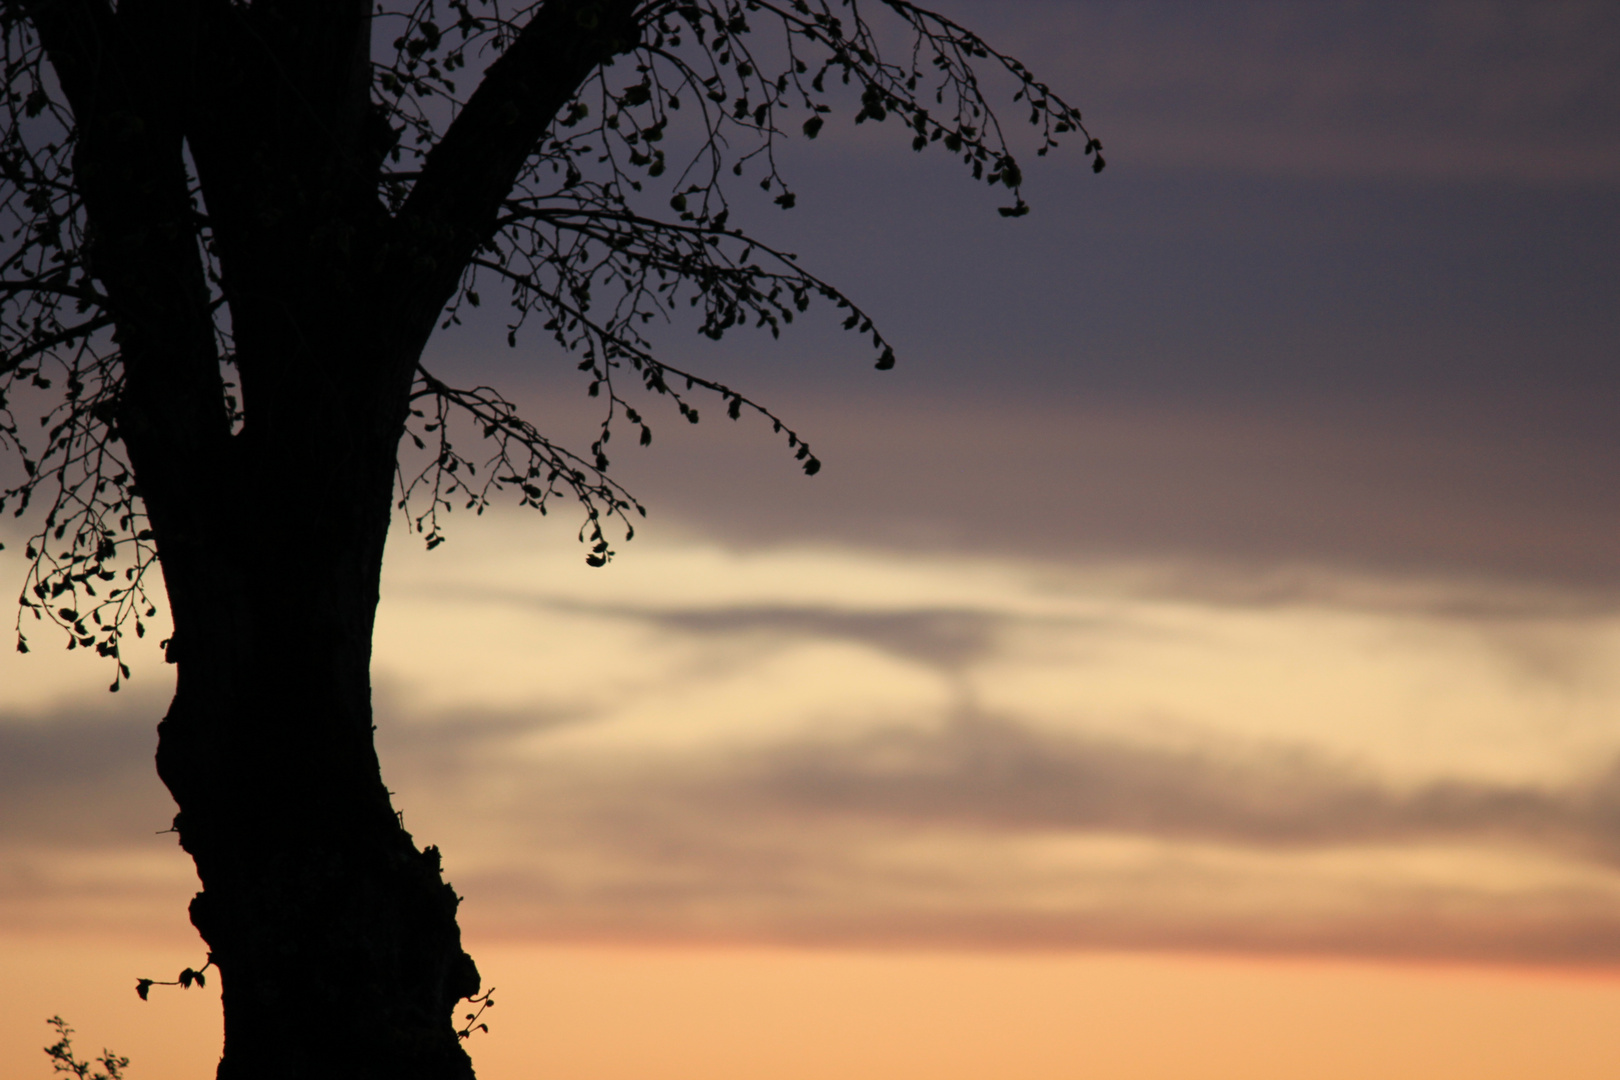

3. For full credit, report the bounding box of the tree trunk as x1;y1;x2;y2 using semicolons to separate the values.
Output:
156;658;482;1079
150;382;482;1079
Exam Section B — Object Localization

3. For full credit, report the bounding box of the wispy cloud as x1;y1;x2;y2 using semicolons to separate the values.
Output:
554;395;1620;591
0;698;172;845
8;616;1620;961
361;534;1620;962
9;532;1620;963
0;698;196;936
372;704;1620;962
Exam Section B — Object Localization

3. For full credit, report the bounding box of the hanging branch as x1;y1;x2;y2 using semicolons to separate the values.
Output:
3;0;1102;676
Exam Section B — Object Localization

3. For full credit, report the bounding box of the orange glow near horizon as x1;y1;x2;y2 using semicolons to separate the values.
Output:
5;937;1620;1080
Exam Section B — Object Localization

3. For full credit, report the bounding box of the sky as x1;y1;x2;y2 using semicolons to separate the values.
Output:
4;1;1620;1077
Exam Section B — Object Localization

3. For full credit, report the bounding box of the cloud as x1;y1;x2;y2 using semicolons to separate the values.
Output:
9;665;1620;963
0;696;174;845
9;533;1620;963
473;596;1099;674
548;393;1620;593
0;698;198;936
588;604;1006;673
536;709;1620;868
365;694;1620;963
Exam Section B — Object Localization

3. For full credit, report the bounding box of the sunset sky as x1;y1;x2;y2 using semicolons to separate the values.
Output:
4;1;1620;1077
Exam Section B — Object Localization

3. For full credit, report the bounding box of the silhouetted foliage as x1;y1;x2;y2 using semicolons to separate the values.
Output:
0;0;1099;680
134;955;212;1000
0;3;1098;1075
43;1017;129;1080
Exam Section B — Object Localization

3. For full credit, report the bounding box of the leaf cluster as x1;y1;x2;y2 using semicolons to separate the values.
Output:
0;0;1100;678
0;10;157;690
456;985;496;1040
375;0;1099;564
133;957;211;1002
42;1017;129;1080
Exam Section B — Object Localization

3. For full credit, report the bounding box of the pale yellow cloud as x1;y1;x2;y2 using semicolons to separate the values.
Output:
7;512;1620;961
375;516;1620;787
359;515;1620;959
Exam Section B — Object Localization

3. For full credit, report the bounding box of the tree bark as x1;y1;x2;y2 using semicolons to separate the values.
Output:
154;482;483;1080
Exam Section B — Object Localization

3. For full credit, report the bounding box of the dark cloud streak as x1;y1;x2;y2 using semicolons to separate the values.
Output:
361;699;1620;963
0;697;173;845
713;715;1620;863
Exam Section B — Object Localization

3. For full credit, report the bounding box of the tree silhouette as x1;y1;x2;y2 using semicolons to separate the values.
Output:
0;2;1100;1076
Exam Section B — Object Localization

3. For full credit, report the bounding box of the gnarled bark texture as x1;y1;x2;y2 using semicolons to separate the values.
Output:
20;1;639;1075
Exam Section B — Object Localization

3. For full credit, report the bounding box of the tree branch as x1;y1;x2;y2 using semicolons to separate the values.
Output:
384;0;641;334
0;312;112;379
7;0;116;121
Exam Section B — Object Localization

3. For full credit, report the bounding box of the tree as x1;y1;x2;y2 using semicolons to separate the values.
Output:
0;2;1100;1077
